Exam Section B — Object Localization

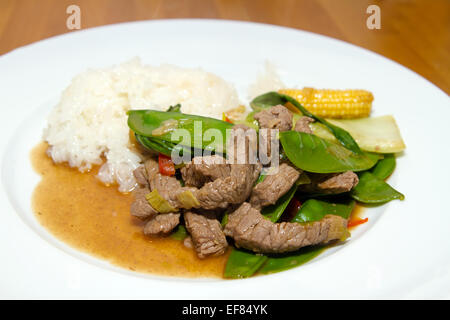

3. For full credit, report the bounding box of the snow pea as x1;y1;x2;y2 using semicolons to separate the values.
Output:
351;171;404;204
170;225;188;241
128;110;233;152
371;153;396;180
135;134;191;157
258;246;326;275
223;185;298;279
259;198;354;275
251;92;363;154
279;131;380;173
291;198;355;223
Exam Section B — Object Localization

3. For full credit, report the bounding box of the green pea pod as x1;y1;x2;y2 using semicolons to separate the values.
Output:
170;225;188;241
292;198;355;223
128;110;233;152
258;246;326;275
135;134;191;157
259;198;354;275
223;185;298;279
351;171;404;204
279;131;380;173
371;154;396;180
251;92;363;154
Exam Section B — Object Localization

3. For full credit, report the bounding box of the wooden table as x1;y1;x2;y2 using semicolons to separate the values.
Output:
1;0;449;94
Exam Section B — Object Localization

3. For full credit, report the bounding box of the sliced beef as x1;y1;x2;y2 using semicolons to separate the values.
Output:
181;155;230;188
249;163;300;209
254;105;293;132
143;212;180;236
224;202;349;253
227;124;258;165
133;158;159;188
130;187;158;220
195;163;261;210
149;173;184;208
133;166;148;186
184;211;228;258
144;158;160;180
191;124;261;210
301;171;359;194
294;116;314;134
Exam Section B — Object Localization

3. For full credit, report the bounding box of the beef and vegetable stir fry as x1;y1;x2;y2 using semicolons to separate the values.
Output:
127;91;405;278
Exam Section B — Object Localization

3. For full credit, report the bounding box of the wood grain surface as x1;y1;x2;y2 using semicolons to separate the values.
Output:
0;0;449;93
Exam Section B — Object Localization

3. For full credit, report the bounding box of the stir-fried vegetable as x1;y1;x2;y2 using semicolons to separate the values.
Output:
371;153;396;179
170;225;188;240
126;87;406;279
351;171;404;204
158;154;175;176
291;198;355;223
348;217;368;228
128;110;233;153
223;184;298;279
279;131;380;173
312;116;406;153
279;88;373;119
145;189;178;213
251;91;363;154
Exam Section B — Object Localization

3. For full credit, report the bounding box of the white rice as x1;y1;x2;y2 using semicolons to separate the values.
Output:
247;61;285;100
43;58;240;192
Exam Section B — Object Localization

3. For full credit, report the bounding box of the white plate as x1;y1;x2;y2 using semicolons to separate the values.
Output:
0;19;449;299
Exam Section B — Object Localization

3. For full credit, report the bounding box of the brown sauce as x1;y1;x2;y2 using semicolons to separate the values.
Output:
31;142;229;278
31;142;366;278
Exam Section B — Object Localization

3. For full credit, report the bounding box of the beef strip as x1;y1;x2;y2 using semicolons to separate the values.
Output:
249;163;301;209
195;163;261;210
184;211;228;258
133;166;148;186
300;171;359;194
192;125;261;210
181;155;230;188
254;105;293;132
149;173;182;207
144;158;159;181
294;116;314;134
143;212;180;236
130;187;159;220
224;202;349;253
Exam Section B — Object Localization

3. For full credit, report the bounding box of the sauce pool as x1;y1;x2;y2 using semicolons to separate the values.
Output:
31;142;229;278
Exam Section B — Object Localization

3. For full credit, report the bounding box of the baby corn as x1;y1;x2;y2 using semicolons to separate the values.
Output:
279;88;373;119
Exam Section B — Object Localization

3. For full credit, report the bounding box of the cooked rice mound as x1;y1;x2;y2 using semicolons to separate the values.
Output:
43;58;239;192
